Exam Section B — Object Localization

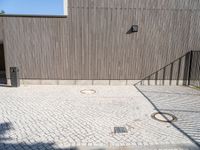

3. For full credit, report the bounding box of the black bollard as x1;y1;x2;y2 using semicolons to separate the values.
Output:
10;67;20;87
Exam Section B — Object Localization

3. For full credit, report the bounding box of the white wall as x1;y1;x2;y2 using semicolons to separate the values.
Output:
64;0;68;16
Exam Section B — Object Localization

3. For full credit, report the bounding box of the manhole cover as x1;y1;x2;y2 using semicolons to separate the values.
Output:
80;89;96;95
151;112;177;123
114;127;128;134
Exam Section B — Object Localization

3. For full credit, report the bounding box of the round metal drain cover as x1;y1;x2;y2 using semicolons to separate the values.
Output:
80;89;96;95
151;112;177;123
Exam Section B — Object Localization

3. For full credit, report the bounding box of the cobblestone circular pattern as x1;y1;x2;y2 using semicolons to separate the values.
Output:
151;112;177;123
80;89;96;95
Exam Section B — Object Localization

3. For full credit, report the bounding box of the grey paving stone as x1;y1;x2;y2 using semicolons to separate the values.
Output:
0;85;199;150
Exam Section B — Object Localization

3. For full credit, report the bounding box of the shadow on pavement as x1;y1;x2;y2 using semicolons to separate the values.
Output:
0;122;77;150
135;85;200;149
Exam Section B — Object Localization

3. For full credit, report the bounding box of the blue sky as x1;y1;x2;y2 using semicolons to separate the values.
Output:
0;0;64;15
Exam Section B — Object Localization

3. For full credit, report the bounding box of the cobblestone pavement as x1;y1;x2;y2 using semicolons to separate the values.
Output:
0;85;199;150
137;85;200;149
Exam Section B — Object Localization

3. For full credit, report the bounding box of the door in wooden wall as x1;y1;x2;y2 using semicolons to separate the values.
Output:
0;43;6;84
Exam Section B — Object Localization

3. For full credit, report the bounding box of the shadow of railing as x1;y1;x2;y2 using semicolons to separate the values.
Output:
134;51;200;86
134;85;200;149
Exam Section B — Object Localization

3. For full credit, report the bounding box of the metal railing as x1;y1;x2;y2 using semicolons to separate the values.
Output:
188;51;200;87
134;51;200;87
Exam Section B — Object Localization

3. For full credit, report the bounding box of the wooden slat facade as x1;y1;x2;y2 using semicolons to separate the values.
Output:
1;0;200;80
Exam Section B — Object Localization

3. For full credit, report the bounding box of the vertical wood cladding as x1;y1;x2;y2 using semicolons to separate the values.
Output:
1;0;200;80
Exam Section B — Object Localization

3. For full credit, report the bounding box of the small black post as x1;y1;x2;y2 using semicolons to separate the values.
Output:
155;72;158;85
10;67;20;87
176;58;182;85
188;51;193;86
162;67;166;85
169;63;174;85
148;76;150;85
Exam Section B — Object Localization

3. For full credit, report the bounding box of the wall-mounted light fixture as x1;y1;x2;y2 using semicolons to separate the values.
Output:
131;25;138;32
126;25;138;34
